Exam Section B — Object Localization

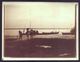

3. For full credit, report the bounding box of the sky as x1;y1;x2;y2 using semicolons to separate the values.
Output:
4;2;77;29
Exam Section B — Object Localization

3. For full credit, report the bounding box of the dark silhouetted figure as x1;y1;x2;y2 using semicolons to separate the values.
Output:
26;28;30;39
30;29;34;39
35;30;39;34
19;30;22;40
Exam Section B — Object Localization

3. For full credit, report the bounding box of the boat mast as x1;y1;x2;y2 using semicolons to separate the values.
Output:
75;4;77;34
29;8;31;29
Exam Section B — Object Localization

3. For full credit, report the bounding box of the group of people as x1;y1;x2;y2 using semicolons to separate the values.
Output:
18;28;39;40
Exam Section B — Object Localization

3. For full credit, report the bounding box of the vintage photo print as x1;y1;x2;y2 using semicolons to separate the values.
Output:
2;2;79;61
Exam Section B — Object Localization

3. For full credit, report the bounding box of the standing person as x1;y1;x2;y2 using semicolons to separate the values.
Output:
30;29;34;39
26;28;30;40
19;30;23;40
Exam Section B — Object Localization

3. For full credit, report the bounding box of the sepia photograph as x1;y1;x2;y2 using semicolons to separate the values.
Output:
2;2;79;60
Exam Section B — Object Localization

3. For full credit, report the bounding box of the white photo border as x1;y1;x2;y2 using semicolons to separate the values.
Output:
2;2;79;61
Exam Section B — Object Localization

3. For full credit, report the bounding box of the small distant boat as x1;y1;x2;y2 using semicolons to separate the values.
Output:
50;32;59;34
62;32;74;35
41;32;59;35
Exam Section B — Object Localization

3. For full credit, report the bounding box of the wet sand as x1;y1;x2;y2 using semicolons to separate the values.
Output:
4;38;76;58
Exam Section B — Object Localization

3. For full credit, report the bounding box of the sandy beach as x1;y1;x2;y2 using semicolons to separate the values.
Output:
4;38;76;57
